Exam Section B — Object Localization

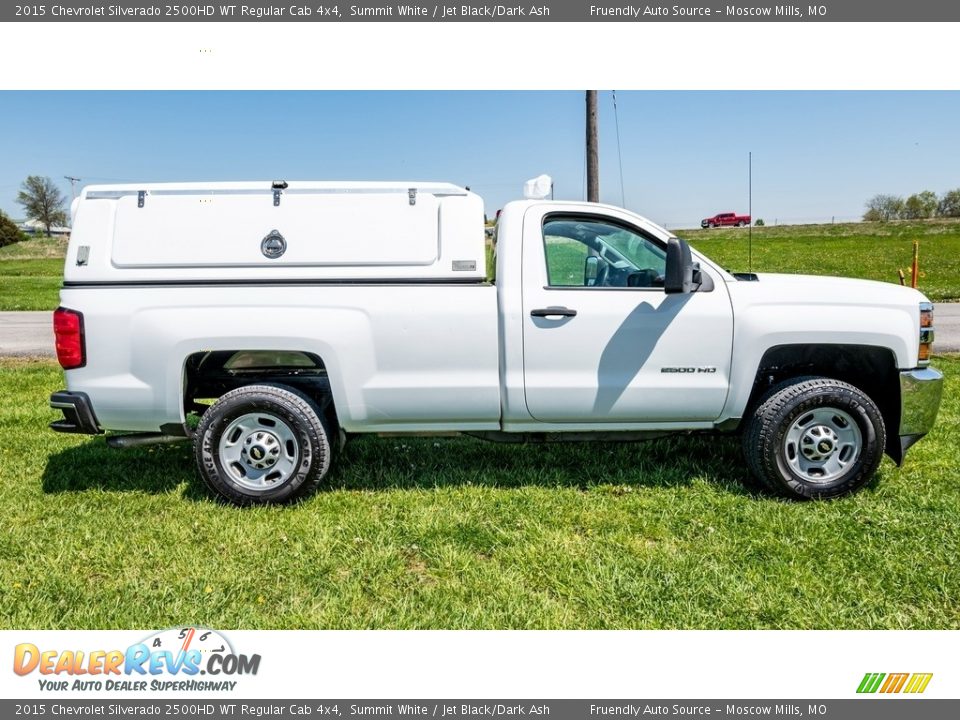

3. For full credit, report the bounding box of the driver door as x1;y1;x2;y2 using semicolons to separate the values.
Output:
521;205;734;424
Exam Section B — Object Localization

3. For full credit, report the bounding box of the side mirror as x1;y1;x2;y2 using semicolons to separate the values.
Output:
664;237;695;294
584;255;599;286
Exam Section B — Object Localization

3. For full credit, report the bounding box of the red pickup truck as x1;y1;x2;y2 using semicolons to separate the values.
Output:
701;212;750;228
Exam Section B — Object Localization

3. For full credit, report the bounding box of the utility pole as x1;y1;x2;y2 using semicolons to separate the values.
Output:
586;91;599;203
64;176;81;201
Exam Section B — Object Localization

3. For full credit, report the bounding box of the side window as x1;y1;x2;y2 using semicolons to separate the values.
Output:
543;232;589;286
542;216;667;289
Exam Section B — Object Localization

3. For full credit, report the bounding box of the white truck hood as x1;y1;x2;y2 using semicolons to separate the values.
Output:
729;273;930;309
725;273;929;371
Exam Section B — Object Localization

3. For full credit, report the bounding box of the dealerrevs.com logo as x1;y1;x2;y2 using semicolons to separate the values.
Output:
13;627;260;693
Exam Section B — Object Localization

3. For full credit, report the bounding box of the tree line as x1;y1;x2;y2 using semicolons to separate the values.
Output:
864;189;960;222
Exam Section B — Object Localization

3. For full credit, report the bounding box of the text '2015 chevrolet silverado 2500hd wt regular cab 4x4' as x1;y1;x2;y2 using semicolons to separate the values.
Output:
49;180;944;505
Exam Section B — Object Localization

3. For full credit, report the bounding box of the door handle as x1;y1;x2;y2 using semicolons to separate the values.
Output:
530;306;577;318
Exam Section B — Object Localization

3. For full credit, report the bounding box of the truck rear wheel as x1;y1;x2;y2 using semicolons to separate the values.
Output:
743;377;885;499
194;384;333;505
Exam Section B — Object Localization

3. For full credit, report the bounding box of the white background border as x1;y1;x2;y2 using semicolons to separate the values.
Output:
2;17;956;702
3;629;955;698
1;22;959;90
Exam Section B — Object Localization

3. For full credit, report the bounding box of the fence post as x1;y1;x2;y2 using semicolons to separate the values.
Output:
911;240;919;289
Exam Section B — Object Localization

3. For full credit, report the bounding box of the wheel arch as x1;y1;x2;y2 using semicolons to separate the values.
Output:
182;349;341;433
741;344;902;463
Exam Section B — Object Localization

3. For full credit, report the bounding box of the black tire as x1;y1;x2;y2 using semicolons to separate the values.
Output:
743;377;885;500
194;384;333;505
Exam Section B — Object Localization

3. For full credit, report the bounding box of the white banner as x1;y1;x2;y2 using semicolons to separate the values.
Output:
3;629;954;699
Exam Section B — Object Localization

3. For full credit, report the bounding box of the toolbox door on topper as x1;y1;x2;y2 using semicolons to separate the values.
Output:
110;189;440;268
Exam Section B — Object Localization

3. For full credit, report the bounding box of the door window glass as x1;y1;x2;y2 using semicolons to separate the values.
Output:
542;217;667;288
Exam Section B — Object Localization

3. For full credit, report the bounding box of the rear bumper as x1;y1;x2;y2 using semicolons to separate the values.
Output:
49;391;102;435
897;367;944;458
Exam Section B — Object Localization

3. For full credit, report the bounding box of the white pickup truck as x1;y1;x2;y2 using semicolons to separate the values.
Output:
50;180;943;504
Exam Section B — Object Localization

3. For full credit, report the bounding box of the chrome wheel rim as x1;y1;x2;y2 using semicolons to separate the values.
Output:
783;407;862;483
218;412;300;491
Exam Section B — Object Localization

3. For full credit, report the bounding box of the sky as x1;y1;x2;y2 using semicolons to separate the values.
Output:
1;90;958;229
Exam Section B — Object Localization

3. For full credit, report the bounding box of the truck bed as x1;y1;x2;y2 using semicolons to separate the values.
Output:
61;284;501;433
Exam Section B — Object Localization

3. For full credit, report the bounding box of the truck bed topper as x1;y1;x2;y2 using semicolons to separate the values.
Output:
67;181;486;283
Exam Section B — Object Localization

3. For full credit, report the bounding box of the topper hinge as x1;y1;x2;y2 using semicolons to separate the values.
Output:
408;188;417;206
272;180;288;207
137;191;146;208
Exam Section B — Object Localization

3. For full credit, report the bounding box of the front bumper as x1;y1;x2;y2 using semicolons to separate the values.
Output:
49;391;102;435
897;367;944;458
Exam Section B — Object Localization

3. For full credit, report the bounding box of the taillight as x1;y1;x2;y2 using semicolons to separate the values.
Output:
918;302;934;366
53;307;85;370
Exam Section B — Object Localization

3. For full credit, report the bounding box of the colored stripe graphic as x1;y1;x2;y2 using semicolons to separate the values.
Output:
880;673;909;693
857;672;932;694
904;673;934;694
857;673;885;693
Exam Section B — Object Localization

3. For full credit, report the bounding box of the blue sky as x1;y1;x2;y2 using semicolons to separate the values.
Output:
1;91;958;228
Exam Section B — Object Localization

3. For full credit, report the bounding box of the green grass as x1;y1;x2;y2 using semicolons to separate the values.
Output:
2;357;959;629
682;219;960;301
0;259;65;310
0;235;69;259
484;218;960;300
6;221;960;308
0;236;68;310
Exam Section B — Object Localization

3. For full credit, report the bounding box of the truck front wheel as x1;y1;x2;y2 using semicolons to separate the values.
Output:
194;384;333;505
743;377;885;499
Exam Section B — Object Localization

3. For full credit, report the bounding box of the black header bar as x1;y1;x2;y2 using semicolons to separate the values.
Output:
3;700;960;720
5;1;960;22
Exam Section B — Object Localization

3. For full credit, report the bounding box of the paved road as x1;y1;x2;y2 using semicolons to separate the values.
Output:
938;303;960;353
0;311;56;357
2;305;959;358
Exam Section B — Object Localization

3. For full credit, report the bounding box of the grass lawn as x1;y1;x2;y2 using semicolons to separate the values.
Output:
0;236;69;311
5;220;960;308
487;218;960;300
1;356;958;630
0;260;66;311
683;219;960;301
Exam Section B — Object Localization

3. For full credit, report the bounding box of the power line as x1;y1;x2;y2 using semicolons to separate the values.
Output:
582;139;587;201
64;176;81;201
612;91;626;208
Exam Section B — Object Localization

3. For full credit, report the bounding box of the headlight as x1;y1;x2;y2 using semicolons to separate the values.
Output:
918;302;934;366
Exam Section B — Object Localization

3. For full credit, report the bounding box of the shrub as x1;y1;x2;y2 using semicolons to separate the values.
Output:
863;194;904;222
0;210;27;248
902;191;938;219
754;218;765;226
939;189;960;218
